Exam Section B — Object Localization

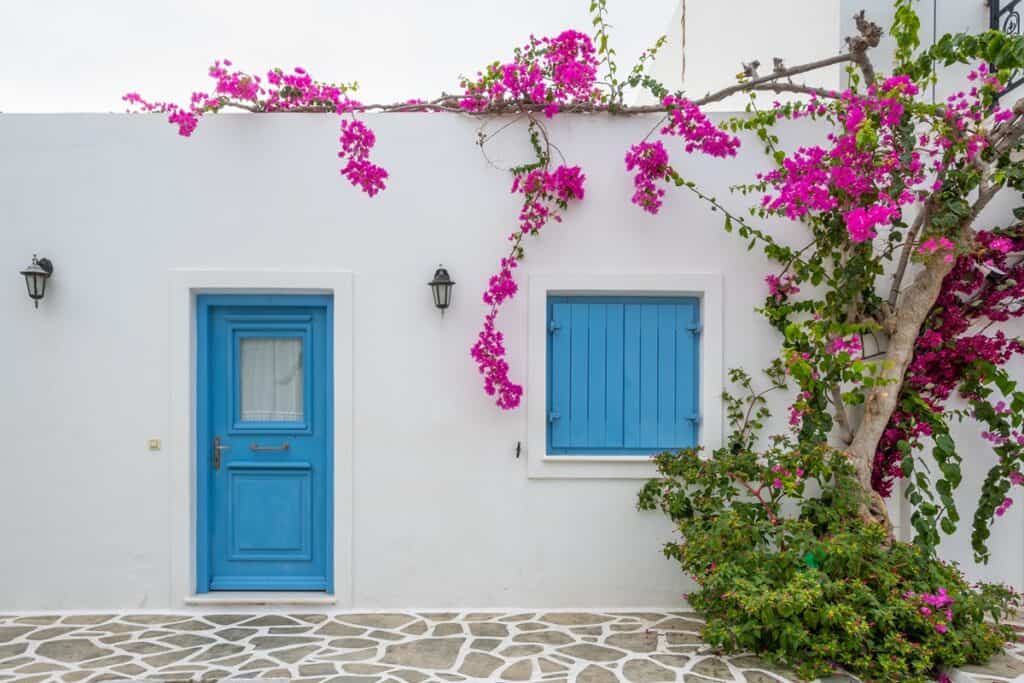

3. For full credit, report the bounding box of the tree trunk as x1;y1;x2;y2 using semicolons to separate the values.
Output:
847;254;956;534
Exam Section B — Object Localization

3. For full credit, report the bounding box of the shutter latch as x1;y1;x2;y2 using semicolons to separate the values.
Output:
688;322;703;337
548;412;561;424
686;414;702;426
548;319;561;334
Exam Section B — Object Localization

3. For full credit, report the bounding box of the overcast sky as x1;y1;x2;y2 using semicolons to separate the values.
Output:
0;0;676;112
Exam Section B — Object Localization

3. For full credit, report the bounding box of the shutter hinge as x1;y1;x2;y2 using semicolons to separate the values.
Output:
686;414;703;426
688;322;703;337
548;319;561;334
548;412;561;424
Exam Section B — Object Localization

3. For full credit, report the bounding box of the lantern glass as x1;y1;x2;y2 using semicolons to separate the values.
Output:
19;255;53;308
428;266;455;312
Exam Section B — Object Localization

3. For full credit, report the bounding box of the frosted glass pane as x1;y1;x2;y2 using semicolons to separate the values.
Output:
240;338;304;422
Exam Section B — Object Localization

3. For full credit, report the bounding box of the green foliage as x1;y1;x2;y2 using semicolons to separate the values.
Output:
638;373;1020;681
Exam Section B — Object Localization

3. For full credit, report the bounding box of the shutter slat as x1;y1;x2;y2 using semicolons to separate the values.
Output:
587;303;607;447
549;301;572;449
623;304;641;449
657;304;677;448
639;304;659;446
570;303;590;448
605;303;624;447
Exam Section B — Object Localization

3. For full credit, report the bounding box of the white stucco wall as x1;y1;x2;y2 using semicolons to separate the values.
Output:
0;111;1021;611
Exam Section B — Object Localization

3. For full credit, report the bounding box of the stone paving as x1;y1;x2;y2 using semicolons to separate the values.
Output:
0;610;1021;683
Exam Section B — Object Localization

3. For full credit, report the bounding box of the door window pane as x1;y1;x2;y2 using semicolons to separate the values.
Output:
240;338;304;422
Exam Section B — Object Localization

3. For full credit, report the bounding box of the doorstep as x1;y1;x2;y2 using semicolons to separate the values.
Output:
183;591;336;606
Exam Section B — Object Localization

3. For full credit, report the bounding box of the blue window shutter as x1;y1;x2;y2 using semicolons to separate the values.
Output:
547;296;700;455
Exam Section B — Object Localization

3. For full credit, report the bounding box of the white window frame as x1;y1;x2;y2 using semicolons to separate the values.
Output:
526;272;723;479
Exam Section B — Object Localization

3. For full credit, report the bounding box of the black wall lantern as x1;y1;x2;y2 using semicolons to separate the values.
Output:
428;265;455;314
20;255;53;308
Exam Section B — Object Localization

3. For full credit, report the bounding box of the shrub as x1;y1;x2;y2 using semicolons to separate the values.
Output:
638;372;1020;682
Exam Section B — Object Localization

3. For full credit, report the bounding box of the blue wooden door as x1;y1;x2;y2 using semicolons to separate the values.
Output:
197;295;333;592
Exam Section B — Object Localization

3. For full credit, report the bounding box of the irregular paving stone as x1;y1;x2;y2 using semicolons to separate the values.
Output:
458;651;503;678
14;616;59;625
162;633;215;648
469;638;501;651
691;656;732;678
239;615;301;627
541;613;613;626
269;625;312;634
94;622;145;634
239;657;278;670
327;637;379;649
401;620;428;635
117;640;171;654
605;632;659;653
142;646;201;667
651;654;690;668
416;613;458;621
368;629;405;641
576;664;618;683
432;623;462;636
111;663;146;676
463;613;502;621
651;617;704;632
291;613;329;623
15;661;69;673
36;639;112;662
570;626;604;636
342;663;392;674
539;657;568;673
391;669;430;683
557;643;627;662
169;619;216;631
467;622;508;637
250;635;320;649
97;634;133;644
338;614;414;629
666;632;703;645
320;647;379;662
205;614;250;625
191;643;246;661
499;613;536;622
0;644;28;661
500;659;533;680
300;662;339;675
81;654;133;668
380;637;465;669
315;621;366;637
62;672;92;682
499;644;544;657
213;627;258;642
61;615;113;626
515;621;548;631
210;653;251;667
323;676;378;683
622;659;675;682
610;623;645;631
513;630;573;646
138;629;173;639
28;626;79;640
272;644;321;664
0;627;32;643
0;655;32;668
122;615;188;625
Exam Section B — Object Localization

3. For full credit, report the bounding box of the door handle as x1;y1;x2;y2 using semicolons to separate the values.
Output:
213;436;230;470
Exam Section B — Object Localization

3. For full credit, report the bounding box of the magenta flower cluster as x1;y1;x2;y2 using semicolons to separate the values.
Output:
624;97;739;215
459;30;601;117
471;166;587;409
125;60;387;197
874;230;1024;496
904;588;954;634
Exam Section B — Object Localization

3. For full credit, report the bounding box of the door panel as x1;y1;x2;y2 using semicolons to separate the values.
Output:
197;295;332;592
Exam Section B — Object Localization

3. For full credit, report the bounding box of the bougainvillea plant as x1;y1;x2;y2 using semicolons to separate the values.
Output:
127;0;1024;677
